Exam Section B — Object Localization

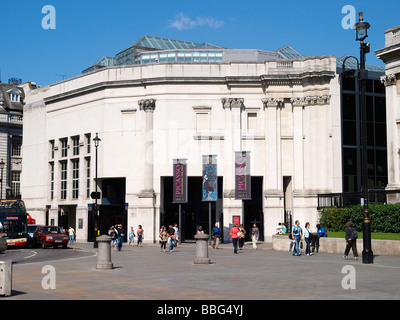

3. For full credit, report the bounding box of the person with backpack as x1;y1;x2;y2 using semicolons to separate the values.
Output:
344;221;359;260
211;223;220;249
291;220;302;256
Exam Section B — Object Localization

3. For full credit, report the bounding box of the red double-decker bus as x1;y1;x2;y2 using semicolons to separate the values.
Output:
0;200;28;247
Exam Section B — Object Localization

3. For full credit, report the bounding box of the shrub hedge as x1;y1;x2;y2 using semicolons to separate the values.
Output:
318;204;400;233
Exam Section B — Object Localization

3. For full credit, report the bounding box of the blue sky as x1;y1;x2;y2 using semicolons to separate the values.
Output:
1;0;399;86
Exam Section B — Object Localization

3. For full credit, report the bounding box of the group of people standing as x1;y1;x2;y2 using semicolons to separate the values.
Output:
290;220;359;260
291;221;328;256
159;223;179;253
108;224;144;251
228;223;260;254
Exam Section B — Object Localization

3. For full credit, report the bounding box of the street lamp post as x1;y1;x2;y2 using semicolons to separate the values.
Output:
93;133;101;248
354;12;374;264
0;159;4;199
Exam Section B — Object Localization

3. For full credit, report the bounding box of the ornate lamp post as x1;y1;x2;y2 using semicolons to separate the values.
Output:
354;12;373;264
93;133;101;248
0;159;4;199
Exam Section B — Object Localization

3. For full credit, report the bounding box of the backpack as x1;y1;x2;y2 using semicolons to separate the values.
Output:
351;228;358;240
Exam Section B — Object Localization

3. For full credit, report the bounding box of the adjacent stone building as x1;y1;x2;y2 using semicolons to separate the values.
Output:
376;25;400;202
0;82;24;199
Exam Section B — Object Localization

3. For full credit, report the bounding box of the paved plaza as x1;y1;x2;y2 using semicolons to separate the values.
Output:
2;240;400;302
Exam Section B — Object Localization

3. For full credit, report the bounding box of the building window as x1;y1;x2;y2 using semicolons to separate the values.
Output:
72;160;79;199
60;161;67;200
247;113;258;132
11;137;22;157
60;138;68;158
86;157;91;198
11;171;21;197
50;140;55;159
72;136;80;156
85;133;91;154
10;93;20;102
49;162;54;200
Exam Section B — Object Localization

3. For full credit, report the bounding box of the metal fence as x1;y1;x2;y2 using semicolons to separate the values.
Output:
317;189;400;209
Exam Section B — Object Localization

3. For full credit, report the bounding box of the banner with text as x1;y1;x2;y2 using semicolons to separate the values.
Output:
235;151;251;200
173;159;188;203
202;155;218;202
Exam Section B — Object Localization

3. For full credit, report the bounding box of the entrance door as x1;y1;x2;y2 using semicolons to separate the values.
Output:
58;205;76;230
243;176;263;241
161;176;223;242
87;178;126;242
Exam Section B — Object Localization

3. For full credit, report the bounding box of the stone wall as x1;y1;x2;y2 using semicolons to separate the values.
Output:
272;234;400;256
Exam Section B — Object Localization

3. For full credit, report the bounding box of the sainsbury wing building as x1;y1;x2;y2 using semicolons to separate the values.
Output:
22;35;385;243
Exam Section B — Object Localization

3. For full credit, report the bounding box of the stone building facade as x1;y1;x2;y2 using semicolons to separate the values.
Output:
22;37;343;243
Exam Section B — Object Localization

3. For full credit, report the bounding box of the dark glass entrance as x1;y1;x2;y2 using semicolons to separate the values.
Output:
243;176;264;241
161;176;223;242
88;178;126;242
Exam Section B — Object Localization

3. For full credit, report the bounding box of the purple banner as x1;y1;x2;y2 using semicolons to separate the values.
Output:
235;151;251;200
173;159;188;203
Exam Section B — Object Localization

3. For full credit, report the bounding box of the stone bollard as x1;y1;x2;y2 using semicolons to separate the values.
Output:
96;235;113;270
0;238;6;253
0;260;12;296
194;234;211;264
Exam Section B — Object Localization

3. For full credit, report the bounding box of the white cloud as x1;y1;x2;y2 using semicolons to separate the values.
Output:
169;13;224;30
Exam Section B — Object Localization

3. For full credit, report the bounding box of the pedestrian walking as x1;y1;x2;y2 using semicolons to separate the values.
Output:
137;225;144;247
167;224;176;252
251;223;259;249
117;224;125;251
291;220;302;256
109;226;117;250
303;222;313;256
68;226;75;244
129;226;135;247
173;223;179;246
344;221;359;260
159;226;168;252
227;223;240;254
238;224;246;249
211;223;220;249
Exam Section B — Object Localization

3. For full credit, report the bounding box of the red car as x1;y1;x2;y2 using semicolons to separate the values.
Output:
33;226;69;249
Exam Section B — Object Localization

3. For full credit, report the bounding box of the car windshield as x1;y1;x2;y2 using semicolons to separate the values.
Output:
27;225;38;232
43;227;62;234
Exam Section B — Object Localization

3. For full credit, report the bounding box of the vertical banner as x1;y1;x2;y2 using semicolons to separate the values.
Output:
235;151;251;200
173;159;188;203
202;155;218;201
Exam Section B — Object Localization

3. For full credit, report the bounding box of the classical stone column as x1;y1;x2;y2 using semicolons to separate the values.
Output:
381;74;400;195
262;98;284;195
222;98;244;197
138;99;156;198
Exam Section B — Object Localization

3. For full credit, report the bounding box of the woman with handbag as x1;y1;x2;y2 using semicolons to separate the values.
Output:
238;224;246;250
303;222;313;256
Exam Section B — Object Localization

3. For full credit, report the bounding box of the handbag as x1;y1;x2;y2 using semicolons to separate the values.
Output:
300;241;303;249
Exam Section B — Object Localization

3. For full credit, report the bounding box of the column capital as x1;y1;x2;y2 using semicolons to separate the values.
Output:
262;98;284;109
138;99;156;112
222;98;244;110
381;73;397;87
289;97;306;106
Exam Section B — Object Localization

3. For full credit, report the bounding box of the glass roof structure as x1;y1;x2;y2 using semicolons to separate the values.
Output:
120;35;225;52
82;56;116;74
80;35;384;77
275;46;306;60
337;55;384;73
